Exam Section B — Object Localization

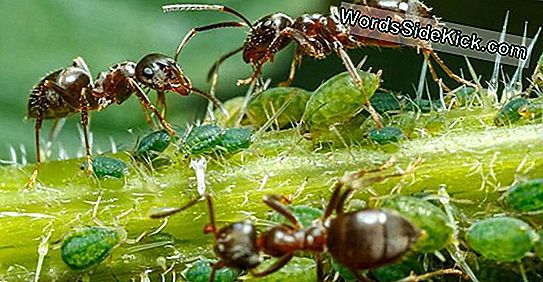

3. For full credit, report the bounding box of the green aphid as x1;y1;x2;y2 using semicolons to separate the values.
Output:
182;258;240;282
534;229;543;259
268;205;323;228
218;127;253;154
466;217;537;262
368;126;403;145
379;196;453;253
304;70;380;135
370;91;402;115
253;256;316;282
182;124;224;155
370;255;423;282
61;226;121;271
450;86;478;107
82;156;128;179
504;178;543;212
403;99;439;113
134;129;172;161
247;87;312;128
494;97;533;126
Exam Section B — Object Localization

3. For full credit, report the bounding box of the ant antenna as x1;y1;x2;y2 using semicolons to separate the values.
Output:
162;4;254;30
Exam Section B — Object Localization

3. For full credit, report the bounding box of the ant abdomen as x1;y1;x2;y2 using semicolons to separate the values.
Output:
327;209;419;270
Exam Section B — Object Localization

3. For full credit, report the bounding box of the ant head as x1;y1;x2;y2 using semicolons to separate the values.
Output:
242;13;294;67
213;220;261;270
135;53;192;95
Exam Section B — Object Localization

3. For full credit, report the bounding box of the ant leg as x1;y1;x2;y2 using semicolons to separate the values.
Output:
315;253;324;282
335;45;383;129
208;261;226;282
25;112;43;187
392;268;465;282
129;79;176;136
251;253;294;277
424;52;452;92
427;50;477;88
148;195;206;219
347;267;373;282
174;21;245;62
322;181;344;221
157;91;167;118
203;193;218;238
80;90;93;175
279;48;303;87
207;46;244;81
187;87;229;118
237;65;263;86
262;195;302;229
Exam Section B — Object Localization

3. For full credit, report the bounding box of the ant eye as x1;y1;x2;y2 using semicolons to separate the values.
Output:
143;67;154;79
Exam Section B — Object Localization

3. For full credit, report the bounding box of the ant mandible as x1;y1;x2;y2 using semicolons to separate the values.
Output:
26;53;226;187
151;158;425;282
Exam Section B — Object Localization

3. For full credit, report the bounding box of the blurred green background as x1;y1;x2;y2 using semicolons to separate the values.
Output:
0;0;541;162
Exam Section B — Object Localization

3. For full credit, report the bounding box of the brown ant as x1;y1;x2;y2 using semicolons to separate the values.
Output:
149;158;463;282
162;1;476;129
26;53;226;187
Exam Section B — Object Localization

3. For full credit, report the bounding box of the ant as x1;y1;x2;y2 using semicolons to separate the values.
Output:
162;1;476;129
150;158;452;282
26;53;226;187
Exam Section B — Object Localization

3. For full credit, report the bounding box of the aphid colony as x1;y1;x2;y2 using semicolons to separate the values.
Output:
23;1;543;281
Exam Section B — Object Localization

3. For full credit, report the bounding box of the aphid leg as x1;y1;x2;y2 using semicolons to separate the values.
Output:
251;253;294;277
207;46;244;81
279;48;304;87
25;112;43;187
80;91;93;176
129;79;176;136
173;21;246;62
335;45;384;129
262;195;302;229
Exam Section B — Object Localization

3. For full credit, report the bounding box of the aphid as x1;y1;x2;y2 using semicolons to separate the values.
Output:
368;126;404;145
133;129;173;162
369;91;402;116
81;156;128;179
503;178;543;212
181;124;224;155
61;226;122;271
446;86;479;107
182;258;240;282
217;127;253;154
494;97;535;126
378;196;453;253
302;70;380;140
466;217;537;262
246;87;312;129
151;160;421;281
534;229;543;260
26;53;220;186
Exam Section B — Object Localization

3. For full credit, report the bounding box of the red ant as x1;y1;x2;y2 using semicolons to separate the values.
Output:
162;1;476;129
150;158;445;282
26;53;226;187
